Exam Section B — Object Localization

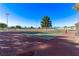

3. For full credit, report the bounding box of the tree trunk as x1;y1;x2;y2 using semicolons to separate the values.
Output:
46;27;48;32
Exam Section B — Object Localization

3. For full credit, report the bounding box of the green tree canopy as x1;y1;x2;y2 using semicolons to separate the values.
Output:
10;26;15;29
0;23;7;28
30;26;34;29
73;3;79;11
16;25;22;29
41;16;52;28
64;26;68;29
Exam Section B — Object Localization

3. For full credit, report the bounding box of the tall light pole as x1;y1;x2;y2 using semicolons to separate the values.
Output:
6;13;9;31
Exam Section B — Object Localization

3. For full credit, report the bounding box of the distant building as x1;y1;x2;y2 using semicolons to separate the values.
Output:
75;22;79;36
69;26;76;30
61;26;76;30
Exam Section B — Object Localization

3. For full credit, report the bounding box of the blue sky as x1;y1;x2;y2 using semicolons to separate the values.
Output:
0;3;78;27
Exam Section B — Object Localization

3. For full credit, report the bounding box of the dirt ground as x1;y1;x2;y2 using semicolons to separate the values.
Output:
0;31;79;56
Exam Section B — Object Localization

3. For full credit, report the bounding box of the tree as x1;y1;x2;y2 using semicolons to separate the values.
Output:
73;3;79;11
38;27;41;29
0;23;7;29
30;26;34;29
10;26;15;29
64;26;68;33
41;16;52;28
24;26;27;29
16;25;22;29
